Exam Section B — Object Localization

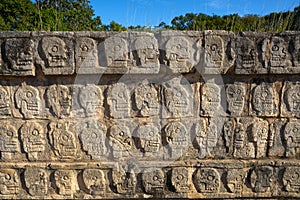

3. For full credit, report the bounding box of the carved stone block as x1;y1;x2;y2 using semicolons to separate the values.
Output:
262;36;292;73
226;169;244;194
268;119;286;157
77;119;106;160
163;78;193;118
39;36;74;75
193;168;220;193
82;169;106;195
134;83;159;117
164;121;188;159
107;83;130;118
24;167;48;196
0;86;11;117
250;81;279;116
79;84;103;117
48;120;78;160
108;124;133;159
142;168;165;194
98;34;129;73
225;82;247;116
20;121;46;161
281;81;300;117
171;167;190;193
54;169;77;196
75;37;98;69
47;84;72;118
128;32;160;74
283;166;300;192
0;123;20;160
112;168;136;194
201;83;224;116
14;82;41;119
235;36;260;74
250;166;274;193
3;38;35;76
199;31;234;74
137;123;161;157
0;169;20;195
164;36;193;73
284;119;300;158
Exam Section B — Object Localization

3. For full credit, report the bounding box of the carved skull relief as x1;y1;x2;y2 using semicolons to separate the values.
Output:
54;170;77;196
41;37;67;68
24;167;48;196
15;83;41;118
0;169;20;195
47;85;72;118
83;169;106;195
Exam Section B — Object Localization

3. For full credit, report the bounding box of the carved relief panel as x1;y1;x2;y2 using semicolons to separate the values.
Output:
48;120;78;160
47;84;72;118
201;83;224;116
283;166;300;192
250;166;274;193
14;83;41;119
107;83;130;118
193;168;220;193
129;33;160;73
284;119;300;158
82;169;106;195
112;168;136;194
4;38;35;76
282;81;300;117
0;123;20;160
75;37;98;69
251;81;279;116
262;36;292;73
137;123;161;157
171;167;190;193
20;121;46;161
79;84;103;117
225;82;247;116
226;169;244;194
0;86;11;117
142;168;165;194
165;36;192;73
235;36;260;74
0;169;20;195
164;121;188;159
108;124;133;159
54;170;77;196
134;83;159;117
99;35;129;73
77;119;107;160
163;79;192;118
39;36;74;75
24;167;48;196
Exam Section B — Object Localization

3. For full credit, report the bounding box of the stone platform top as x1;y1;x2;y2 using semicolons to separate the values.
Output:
0;31;299;199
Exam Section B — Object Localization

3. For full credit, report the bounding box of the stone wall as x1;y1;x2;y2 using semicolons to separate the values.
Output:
0;31;299;199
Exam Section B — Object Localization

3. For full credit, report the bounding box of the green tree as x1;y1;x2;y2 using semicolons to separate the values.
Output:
0;0;38;30
35;0;103;31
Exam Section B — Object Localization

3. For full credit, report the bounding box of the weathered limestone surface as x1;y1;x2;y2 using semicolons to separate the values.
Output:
0;31;299;199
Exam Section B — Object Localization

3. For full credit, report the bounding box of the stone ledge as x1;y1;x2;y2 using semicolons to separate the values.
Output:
0;31;298;75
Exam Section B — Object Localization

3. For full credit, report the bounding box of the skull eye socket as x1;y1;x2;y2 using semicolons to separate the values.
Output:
5;174;11;180
81;44;89;52
51;45;58;53
272;45;279;51
119;131;124;136
26;91;33;98
32;129;39;136
92;176;98;181
6;131;13;137
210;44;217;51
153;175;159;181
63;175;69;180
114;45;121;52
61;134;69;141
148;131;154;137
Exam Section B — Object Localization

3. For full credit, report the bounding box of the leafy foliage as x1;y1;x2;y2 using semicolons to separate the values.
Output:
0;0;299;32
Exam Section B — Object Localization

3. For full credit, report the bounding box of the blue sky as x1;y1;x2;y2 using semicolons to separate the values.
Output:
90;0;299;26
